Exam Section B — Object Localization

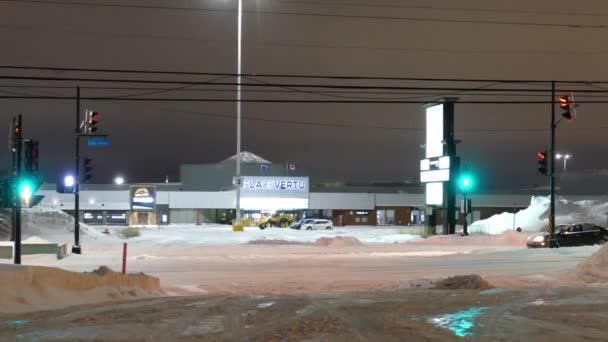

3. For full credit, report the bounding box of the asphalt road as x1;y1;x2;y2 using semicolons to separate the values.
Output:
2;286;608;341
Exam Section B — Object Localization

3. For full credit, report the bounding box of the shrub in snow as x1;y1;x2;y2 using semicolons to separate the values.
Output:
120;227;141;239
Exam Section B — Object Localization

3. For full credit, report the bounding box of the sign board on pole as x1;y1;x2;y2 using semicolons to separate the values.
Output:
87;137;109;147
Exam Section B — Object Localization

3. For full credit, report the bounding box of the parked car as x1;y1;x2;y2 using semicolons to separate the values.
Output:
290;219;313;230
526;223;608;248
300;219;333;231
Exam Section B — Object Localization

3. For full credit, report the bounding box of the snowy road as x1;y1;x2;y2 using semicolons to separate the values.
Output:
3;287;608;341
4;224;600;294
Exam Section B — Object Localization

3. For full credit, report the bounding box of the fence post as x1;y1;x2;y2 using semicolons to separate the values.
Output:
122;242;127;275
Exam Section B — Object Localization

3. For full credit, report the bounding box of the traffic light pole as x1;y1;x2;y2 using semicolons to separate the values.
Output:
549;81;557;248
73;86;81;254
10;123;16;242
14;115;23;265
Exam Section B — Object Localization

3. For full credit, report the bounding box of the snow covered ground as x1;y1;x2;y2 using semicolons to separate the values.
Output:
95;224;422;246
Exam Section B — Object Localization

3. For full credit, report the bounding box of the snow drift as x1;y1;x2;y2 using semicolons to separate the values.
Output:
469;196;608;235
0;265;161;313
0;206;102;241
578;244;608;282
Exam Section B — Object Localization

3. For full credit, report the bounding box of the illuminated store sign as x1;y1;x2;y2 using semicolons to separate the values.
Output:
242;177;309;192
131;187;156;211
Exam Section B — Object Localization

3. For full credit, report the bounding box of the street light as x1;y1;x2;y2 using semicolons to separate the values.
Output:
555;153;572;171
233;0;243;231
114;176;125;185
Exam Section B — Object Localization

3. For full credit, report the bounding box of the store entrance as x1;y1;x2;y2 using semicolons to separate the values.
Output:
136;212;149;225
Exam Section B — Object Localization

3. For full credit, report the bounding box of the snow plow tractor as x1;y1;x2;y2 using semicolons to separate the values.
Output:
258;214;295;229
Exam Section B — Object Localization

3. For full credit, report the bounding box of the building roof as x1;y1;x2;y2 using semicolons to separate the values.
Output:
222;151;271;164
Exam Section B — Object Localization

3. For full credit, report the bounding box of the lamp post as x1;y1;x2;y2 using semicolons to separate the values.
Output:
234;0;243;230
555;153;572;172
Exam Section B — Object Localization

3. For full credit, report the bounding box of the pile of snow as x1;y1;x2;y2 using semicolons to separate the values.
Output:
433;274;493;290
469;196;608;235
414;230;528;246
21;207;103;239
578;244;608;282
313;236;363;247
21;236;52;244
0;264;161;313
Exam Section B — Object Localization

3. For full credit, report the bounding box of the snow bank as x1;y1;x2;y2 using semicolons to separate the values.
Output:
0;265;161;313
128;225;421;246
433;274;493;290
578;243;608;282
414;230;528;246
313;236;363;247
469;196;608;235
0;207;104;241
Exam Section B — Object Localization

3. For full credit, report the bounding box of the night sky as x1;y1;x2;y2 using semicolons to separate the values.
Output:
1;0;607;192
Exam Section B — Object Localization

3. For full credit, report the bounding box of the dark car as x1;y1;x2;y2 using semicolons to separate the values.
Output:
527;223;608;248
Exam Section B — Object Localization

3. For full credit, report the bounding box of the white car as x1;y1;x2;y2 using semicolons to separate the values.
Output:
301;219;333;230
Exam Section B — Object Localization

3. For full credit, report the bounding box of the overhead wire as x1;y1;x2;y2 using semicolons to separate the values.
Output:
1;0;608;29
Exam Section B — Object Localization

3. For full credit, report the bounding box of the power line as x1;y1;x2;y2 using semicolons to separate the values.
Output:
1;75;601;93
2;84;607;96
155;108;608;133
5;65;608;85
1;0;607;29
278;0;608;18
4;95;608;104
0;65;549;83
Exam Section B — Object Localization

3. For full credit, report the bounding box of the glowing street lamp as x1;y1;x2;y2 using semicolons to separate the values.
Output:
555;153;572;171
114;176;125;185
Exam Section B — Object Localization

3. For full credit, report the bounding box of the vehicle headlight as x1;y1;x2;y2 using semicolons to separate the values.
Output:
532;235;545;243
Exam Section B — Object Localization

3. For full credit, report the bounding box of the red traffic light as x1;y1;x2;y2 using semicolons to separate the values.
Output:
537;151;548;176
558;95;569;109
558;93;576;121
91;112;100;124
537;151;546;160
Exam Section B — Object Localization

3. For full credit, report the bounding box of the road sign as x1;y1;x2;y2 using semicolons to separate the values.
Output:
87;137;109;147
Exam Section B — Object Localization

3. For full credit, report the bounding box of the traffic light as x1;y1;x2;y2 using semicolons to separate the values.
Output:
11;176;44;208
57;174;76;193
558;93;576;121
458;173;476;193
9;116;20;152
88;111;100;133
23;140;39;173
537;151;548;175
82;157;93;183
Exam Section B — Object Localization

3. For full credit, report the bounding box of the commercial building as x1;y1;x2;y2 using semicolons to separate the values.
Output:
37;152;571;227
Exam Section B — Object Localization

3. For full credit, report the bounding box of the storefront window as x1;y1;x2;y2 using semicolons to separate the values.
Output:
377;209;395;225
106;211;128;225
83;211;104;225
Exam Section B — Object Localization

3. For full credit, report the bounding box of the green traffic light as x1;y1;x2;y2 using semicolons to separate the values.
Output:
459;174;475;192
19;182;32;200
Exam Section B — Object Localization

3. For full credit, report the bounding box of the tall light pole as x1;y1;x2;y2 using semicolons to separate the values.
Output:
234;0;243;229
555;153;572;172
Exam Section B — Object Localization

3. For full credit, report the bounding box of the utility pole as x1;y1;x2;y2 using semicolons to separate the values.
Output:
549;81;557;248
73;86;81;254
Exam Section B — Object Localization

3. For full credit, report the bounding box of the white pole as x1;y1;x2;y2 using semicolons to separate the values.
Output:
235;0;243;227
